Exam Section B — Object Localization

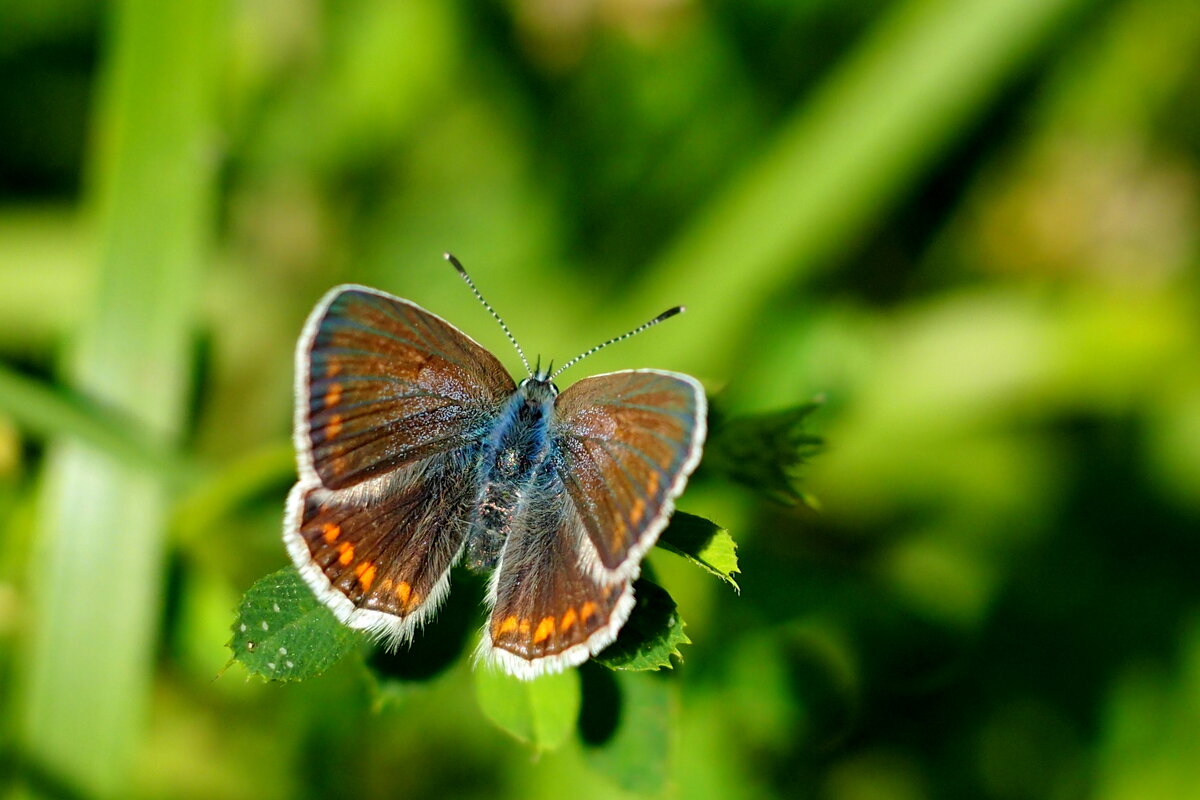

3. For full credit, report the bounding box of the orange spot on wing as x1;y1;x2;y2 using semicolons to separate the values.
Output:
326;361;341;377
324;383;343;408
628;499;645;527
580;601;598;622
645;472;659;496
322;523;341;544
354;562;376;592
534;617;555;644
396;581;411;605
326;414;343;438
560;608;577;632
498;615;519;635
518;619;531;635
337;542;355;566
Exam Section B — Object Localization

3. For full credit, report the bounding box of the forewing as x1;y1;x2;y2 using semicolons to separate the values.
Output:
483;488;635;679
553;370;706;578
297;285;515;490
284;449;479;645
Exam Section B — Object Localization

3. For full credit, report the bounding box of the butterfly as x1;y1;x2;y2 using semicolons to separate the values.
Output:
283;255;706;679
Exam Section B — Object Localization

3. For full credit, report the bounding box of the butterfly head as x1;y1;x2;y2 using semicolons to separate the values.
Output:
518;371;559;403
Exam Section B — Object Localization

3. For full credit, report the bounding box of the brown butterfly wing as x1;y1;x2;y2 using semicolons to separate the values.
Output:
287;285;515;642
297;285;515;490
286;449;479;643
551;369;706;579
483;484;635;678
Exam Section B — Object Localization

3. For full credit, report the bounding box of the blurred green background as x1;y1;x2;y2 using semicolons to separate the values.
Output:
3;0;1200;798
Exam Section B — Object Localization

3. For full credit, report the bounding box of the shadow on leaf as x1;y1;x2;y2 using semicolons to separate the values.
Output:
594;579;689;671
368;568;485;682
578;663;622;746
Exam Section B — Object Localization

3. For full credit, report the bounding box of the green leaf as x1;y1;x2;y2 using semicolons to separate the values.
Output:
657;511;740;591
474;664;581;752
595;579;690;672
706;402;823;504
229;567;359;681
580;669;674;794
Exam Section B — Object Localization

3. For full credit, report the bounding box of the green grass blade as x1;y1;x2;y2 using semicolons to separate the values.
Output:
641;0;1092;374
15;1;222;796
0;363;193;483
170;441;293;549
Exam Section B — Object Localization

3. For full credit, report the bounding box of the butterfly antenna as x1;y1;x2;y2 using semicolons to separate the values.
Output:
445;253;532;377
550;306;684;381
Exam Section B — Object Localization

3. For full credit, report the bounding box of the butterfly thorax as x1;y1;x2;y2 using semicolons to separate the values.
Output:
463;377;560;573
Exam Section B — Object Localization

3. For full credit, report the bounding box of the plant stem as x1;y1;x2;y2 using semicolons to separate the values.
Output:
16;1;222;796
